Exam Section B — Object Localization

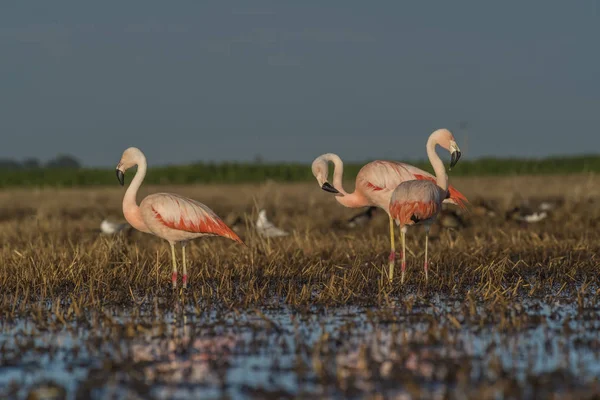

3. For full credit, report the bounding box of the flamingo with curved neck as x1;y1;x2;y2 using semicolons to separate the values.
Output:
425;130;450;192
120;151;151;234
116;147;243;289
389;130;456;283
311;129;465;282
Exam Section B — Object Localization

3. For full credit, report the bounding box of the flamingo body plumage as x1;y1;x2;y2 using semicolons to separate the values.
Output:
334;159;467;212
387;130;458;283
389;180;446;283
389;180;445;227
311;129;466;282
117;147;243;288
141;193;242;243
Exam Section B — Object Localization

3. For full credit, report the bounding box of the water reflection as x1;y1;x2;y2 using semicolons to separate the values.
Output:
131;333;237;386
1;297;599;399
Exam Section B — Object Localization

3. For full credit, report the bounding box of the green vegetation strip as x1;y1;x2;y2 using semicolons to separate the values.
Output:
1;155;599;187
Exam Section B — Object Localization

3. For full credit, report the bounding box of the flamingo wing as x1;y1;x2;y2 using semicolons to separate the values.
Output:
358;161;420;193
147;193;243;243
390;200;440;225
358;161;468;209
412;174;469;210
397;162;468;208
389;180;444;225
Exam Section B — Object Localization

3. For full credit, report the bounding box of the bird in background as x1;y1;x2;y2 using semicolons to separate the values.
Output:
256;209;289;238
224;213;245;233
100;219;131;235
347;206;378;228
471;197;498;218
437;207;466;230
536;197;564;212
311;128;467;282
389;129;461;283
505;205;548;225
116;147;244;289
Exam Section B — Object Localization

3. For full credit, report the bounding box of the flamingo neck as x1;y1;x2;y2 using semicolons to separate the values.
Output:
323;153;348;195
335;192;369;208
123;156;150;233
426;136;448;192
321;154;371;208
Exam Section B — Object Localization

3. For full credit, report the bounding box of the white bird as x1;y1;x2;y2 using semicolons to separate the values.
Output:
506;206;548;224
256;209;289;238
100;219;131;235
517;211;548;223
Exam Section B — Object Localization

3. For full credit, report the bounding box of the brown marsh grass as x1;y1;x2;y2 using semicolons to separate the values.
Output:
2;174;600;398
1;174;599;310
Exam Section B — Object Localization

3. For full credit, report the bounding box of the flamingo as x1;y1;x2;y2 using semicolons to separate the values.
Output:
389;129;460;283
311;129;466;282
115;147;244;289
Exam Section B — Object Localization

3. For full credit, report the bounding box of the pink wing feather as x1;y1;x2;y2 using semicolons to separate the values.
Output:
389;180;444;225
358;161;469;209
389;200;440;225
149;193;243;243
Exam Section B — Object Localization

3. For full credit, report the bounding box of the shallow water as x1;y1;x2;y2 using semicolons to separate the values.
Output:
1;296;600;399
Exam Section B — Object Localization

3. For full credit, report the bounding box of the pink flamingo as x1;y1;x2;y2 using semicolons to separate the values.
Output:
311;129;465;282
116;147;244;289
390;129;459;283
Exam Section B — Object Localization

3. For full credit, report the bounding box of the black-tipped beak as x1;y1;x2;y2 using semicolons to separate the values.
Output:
450;150;461;169
321;182;340;194
116;169;125;186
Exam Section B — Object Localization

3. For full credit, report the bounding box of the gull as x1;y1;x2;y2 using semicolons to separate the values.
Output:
256;209;289;238
506;206;548;224
100;219;131;235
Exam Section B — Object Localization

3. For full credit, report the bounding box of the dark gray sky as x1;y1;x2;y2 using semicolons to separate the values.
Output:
1;1;599;166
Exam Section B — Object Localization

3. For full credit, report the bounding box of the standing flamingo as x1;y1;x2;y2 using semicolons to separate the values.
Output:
311;129;466;282
389;129;460;283
115;147;244;289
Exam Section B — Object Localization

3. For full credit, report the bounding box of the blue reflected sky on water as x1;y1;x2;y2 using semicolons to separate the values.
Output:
1;298;600;399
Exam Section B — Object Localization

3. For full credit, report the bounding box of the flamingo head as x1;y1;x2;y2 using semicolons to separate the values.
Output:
432;129;462;170
116;147;145;186
311;155;340;194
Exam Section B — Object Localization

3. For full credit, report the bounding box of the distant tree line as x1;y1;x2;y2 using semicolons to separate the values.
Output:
0;155;81;170
1;154;600;188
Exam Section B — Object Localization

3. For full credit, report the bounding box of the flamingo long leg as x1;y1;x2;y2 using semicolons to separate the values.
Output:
182;243;188;289
170;242;177;289
388;215;395;283
400;226;407;284
424;225;430;282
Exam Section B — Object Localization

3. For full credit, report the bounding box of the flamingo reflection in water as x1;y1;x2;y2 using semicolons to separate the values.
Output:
130;317;238;386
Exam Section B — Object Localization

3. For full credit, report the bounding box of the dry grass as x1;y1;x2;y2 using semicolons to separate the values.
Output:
1;174;599;311
2;174;600;398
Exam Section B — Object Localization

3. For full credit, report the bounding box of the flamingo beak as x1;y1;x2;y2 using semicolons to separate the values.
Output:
449;142;462;170
321;182;340;194
450;150;461;169
116;168;125;186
